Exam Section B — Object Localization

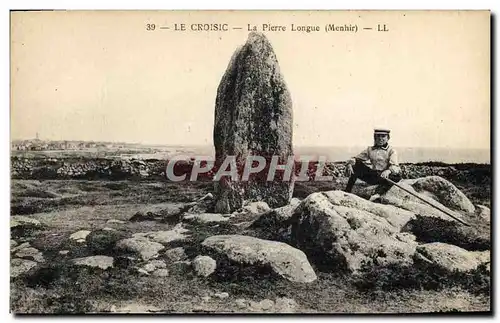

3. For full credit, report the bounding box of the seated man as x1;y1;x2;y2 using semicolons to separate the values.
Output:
345;128;402;200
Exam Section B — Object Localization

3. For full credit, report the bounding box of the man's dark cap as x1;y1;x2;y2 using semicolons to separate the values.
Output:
374;128;390;135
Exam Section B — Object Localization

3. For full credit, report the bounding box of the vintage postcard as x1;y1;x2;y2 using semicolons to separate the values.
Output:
10;10;491;314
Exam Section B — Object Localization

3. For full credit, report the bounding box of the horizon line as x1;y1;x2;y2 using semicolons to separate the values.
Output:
10;138;490;151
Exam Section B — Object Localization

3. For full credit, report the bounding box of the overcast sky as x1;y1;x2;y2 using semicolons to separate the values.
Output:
11;10;490;149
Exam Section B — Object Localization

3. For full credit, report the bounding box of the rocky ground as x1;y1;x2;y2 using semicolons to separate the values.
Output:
10;168;491;314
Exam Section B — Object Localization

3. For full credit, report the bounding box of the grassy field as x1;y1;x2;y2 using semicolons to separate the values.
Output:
10;178;491;314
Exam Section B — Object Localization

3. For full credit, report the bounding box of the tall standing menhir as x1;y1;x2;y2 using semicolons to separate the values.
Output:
213;32;295;213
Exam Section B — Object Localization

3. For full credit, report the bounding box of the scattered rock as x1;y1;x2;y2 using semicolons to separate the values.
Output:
259;299;275;311
11;242;31;253
102;227;116;231
274;297;298;313
201;296;212;302
137;268;150;275
183;213;230;224
290;192;418;272
164;247;187;262
72;255;114;270
11;240;18;249
213;32;294;213
11;258;37;278
235;299;247;309
115;237;165;261
142;260;167;272
59;250;69;255
202;235;317;283
149;259;167;268
193;255;217;277
142;263;156;272
214;292;229;299
132;224;190;245
69;230;91;241
239;201;271;215
415;242;490;273
15;247;45;263
152;269;169;277
11;216;41;229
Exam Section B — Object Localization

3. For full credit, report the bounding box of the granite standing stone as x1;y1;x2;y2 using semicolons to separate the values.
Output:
213;32;294;213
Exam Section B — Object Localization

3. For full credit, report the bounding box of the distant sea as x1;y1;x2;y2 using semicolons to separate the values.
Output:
124;145;491;164
295;146;490;164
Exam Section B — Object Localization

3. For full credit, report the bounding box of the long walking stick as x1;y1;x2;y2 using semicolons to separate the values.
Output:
384;178;471;227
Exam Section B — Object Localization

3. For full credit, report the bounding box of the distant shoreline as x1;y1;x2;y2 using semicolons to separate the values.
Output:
10;145;490;165
10;153;491;167
10;139;489;151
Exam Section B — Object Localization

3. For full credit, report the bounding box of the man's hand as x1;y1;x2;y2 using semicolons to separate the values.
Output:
345;164;354;177
380;170;391;179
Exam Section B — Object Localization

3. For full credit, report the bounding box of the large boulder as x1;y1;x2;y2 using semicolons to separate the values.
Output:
382;177;473;221
411;176;475;213
289;192;418;272
414;242;490;273
202;235;317;283
213;32;294;213
377;177;487;250
322;191;415;230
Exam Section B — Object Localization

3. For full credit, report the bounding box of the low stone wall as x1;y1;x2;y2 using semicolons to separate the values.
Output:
10;156;491;186
11;157;169;180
